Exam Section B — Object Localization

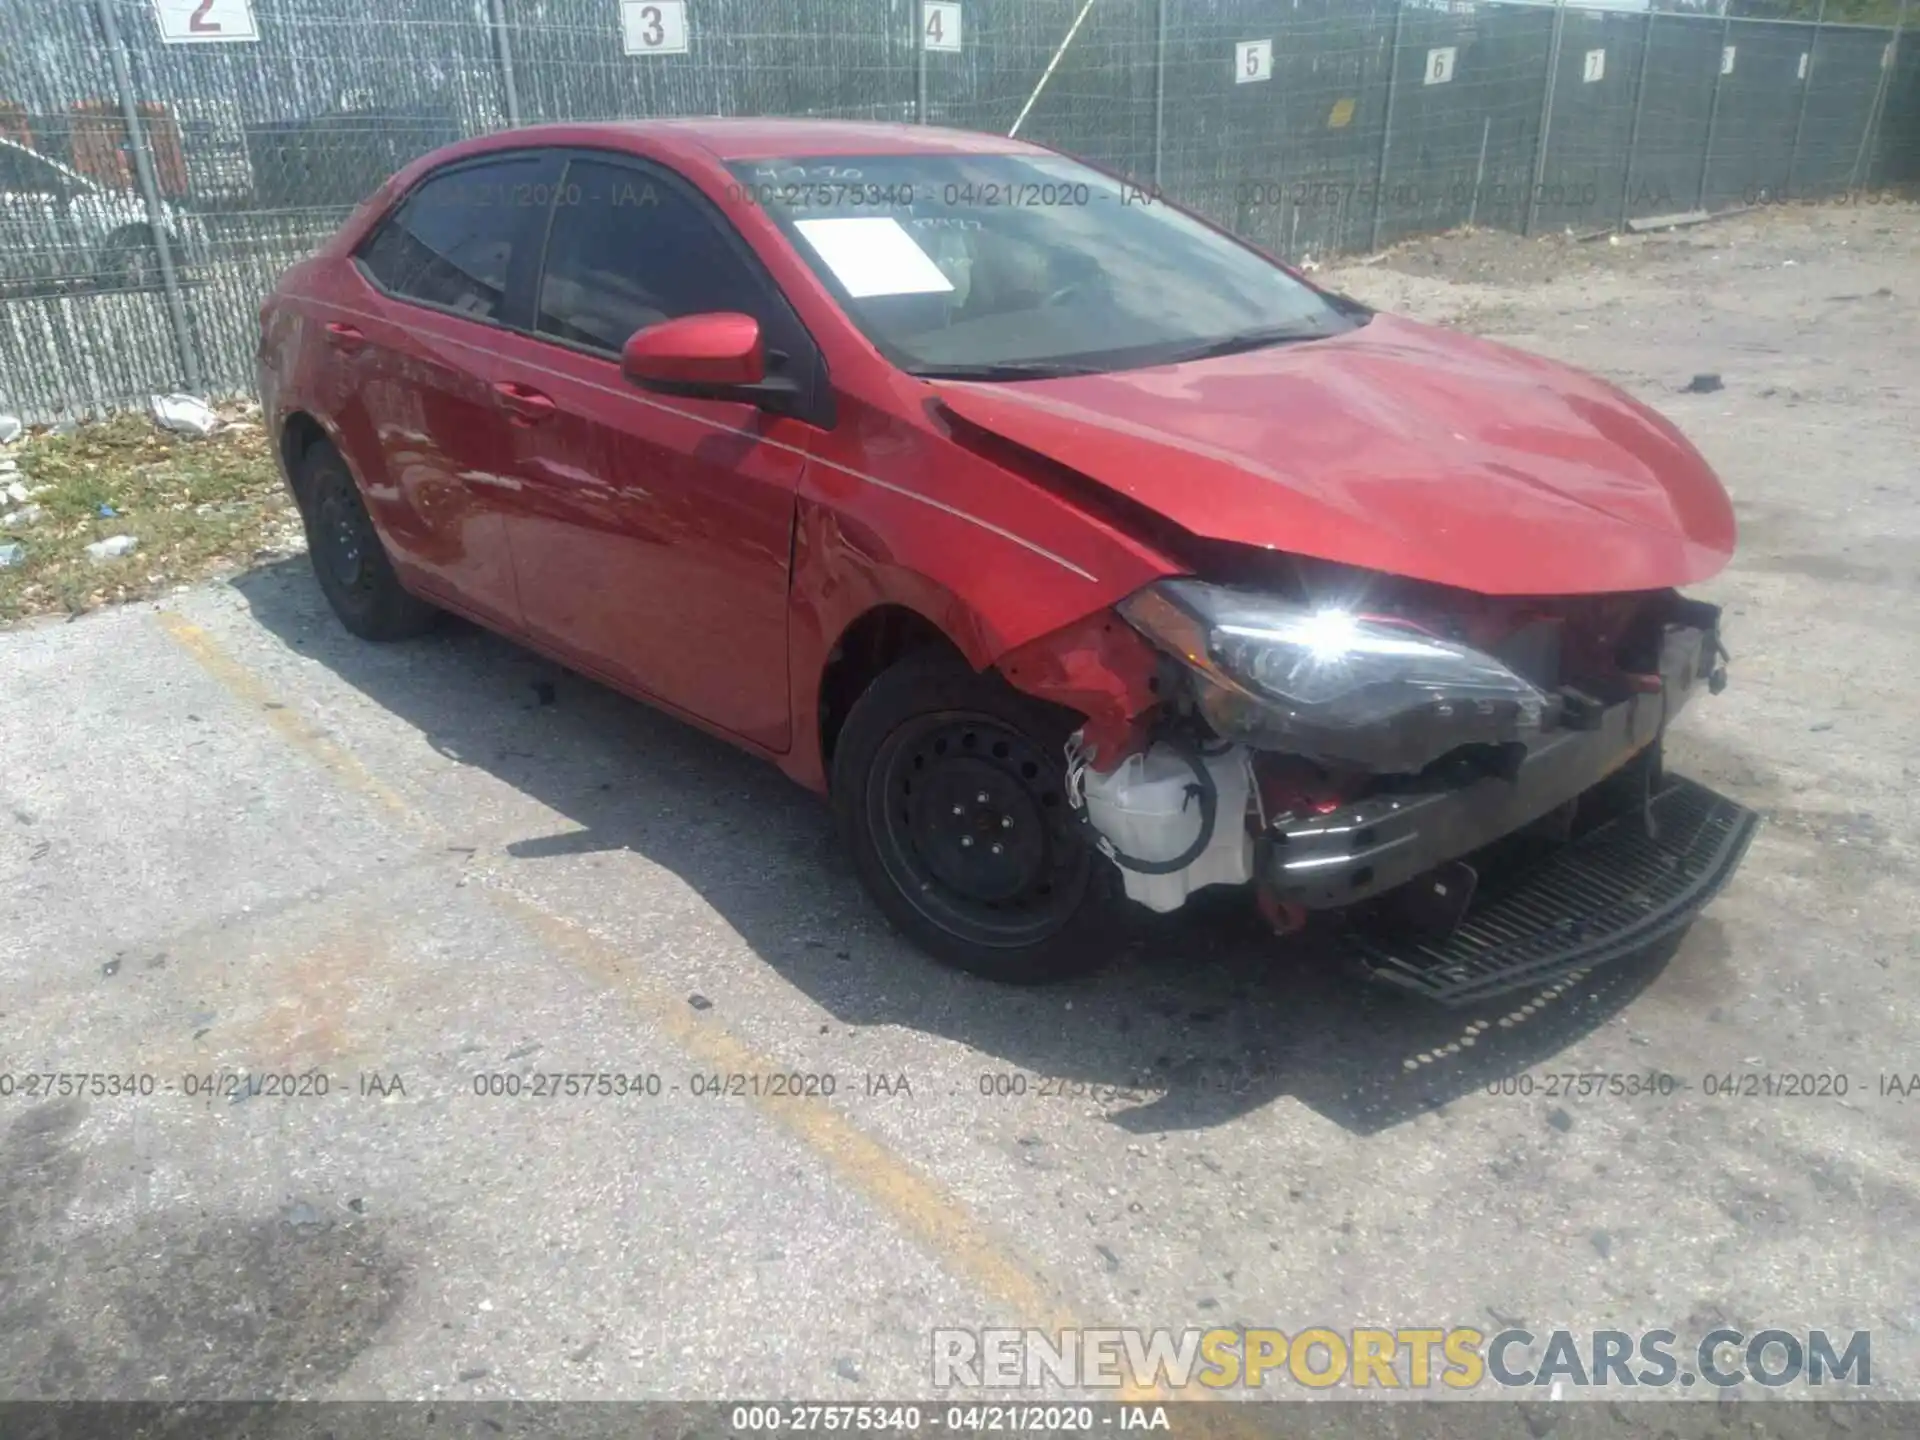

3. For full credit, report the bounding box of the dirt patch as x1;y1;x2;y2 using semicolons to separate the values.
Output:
0;409;305;625
1369;225;1634;285
1363;191;1920;288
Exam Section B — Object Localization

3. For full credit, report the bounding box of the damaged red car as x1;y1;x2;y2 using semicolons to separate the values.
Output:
258;119;1758;1002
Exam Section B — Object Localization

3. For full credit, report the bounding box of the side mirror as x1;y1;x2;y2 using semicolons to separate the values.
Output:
620;312;801;410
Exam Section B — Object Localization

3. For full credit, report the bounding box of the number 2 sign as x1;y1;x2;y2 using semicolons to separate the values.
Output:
623;0;689;55
153;0;259;44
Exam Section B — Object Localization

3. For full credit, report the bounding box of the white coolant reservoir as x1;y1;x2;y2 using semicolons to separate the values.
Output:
1077;743;1255;913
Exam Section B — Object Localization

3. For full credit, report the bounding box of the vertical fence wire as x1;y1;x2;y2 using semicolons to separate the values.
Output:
0;0;1913;423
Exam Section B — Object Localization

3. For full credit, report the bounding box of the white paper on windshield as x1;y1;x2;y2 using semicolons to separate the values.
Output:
794;217;955;299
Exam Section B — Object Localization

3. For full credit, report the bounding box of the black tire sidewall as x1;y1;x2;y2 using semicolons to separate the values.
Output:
831;654;1118;983
296;443;435;641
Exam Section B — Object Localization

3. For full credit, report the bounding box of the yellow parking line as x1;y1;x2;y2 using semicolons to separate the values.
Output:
156;613;420;827
155;606;1166;1401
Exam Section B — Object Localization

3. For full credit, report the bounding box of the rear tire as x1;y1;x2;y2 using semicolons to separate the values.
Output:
295;440;437;642
831;653;1118;983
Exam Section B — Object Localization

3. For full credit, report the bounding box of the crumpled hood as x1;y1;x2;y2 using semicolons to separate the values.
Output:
931;312;1736;596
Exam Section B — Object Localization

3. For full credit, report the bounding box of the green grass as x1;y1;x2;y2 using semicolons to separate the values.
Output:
0;411;303;624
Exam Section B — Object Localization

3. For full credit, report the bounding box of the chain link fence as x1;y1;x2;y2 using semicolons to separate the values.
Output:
0;0;1911;422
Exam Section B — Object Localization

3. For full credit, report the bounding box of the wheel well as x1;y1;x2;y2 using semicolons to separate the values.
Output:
278;412;329;502
817;606;967;768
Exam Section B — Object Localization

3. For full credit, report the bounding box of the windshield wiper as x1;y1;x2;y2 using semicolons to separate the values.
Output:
1152;325;1334;365
910;361;1111;381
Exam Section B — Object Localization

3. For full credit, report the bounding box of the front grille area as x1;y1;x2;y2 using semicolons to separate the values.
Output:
1345;775;1759;1006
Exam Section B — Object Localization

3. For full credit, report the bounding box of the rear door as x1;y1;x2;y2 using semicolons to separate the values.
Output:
341;151;560;632
487;152;826;751
0;145;74;290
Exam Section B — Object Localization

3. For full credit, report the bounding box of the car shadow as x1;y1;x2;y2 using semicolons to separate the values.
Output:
230;560;1705;1138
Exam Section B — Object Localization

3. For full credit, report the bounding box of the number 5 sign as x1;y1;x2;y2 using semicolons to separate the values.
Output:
623;0;689;55
1234;40;1273;84
154;0;259;44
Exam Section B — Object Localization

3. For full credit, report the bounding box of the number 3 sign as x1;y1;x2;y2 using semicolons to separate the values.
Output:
623;0;690;55
153;0;260;44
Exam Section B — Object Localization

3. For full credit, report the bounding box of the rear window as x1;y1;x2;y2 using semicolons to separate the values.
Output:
356;156;547;321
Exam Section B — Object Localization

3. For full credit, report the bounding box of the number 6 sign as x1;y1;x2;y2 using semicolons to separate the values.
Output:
154;0;259;44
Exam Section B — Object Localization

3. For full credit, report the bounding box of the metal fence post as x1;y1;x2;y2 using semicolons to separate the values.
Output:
1617;5;1655;230
1525;0;1568;237
1368;0;1406;253
1850;0;1908;193
1152;0;1169;190
1467;115;1490;227
1783;0;1824;203
916;2;929;124
1696;4;1736;213
489;0;523;127
95;0;201;395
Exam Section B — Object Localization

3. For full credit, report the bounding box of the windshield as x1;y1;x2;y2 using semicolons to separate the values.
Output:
727;152;1359;380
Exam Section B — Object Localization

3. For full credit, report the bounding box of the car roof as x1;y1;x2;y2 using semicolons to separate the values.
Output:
439;118;1049;167
602;118;1046;159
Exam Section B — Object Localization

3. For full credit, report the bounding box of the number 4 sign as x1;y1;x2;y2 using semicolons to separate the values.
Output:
922;2;962;54
154;0;259;44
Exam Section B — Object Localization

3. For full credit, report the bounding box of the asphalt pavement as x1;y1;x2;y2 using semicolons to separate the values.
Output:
4;209;1919;1414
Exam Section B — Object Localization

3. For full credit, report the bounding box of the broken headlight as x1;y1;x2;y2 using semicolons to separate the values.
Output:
1118;579;1548;773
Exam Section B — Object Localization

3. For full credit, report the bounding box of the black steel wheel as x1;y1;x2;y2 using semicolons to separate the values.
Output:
99;228;160;292
296;440;438;642
833;653;1116;982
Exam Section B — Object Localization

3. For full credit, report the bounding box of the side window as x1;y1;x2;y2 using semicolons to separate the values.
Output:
0;147;65;197
535;158;774;353
356;156;546;321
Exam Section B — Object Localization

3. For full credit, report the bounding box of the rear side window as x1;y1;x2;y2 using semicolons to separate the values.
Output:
534;157;775;353
357;156;548;321
0;145;67;196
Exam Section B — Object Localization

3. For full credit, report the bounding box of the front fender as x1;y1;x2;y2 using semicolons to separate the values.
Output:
781;407;1178;790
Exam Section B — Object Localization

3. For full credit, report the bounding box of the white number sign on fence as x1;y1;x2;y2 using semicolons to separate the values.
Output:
1721;45;1737;75
1425;46;1456;85
153;0;259;44
622;0;689;55
1235;39;1273;84
1583;48;1605;83
923;2;963;53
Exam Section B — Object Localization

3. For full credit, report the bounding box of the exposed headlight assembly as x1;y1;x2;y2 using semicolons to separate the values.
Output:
1118;579;1548;773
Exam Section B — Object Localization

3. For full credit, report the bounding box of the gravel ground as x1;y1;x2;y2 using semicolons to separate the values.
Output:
2;203;1917;1424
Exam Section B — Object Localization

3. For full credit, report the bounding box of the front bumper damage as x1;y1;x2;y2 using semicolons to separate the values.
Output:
1275;619;1758;1003
1010;598;1758;1004
1343;773;1758;1006
1266;620;1716;910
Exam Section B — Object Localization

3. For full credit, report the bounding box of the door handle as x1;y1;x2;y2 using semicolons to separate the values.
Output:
493;381;557;425
323;322;366;353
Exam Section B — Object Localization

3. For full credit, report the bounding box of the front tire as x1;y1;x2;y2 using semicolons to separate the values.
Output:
99;227;160;291
295;441;437;642
831;654;1117;983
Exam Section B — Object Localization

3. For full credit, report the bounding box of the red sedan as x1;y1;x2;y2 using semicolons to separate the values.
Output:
258;119;1756;1002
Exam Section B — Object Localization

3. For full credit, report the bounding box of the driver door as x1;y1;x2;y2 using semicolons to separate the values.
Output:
488;154;828;752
